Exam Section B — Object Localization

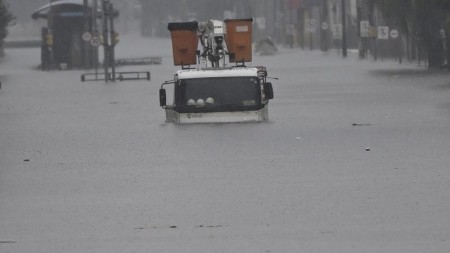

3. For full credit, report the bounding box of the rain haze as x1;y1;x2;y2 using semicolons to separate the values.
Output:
1;0;450;252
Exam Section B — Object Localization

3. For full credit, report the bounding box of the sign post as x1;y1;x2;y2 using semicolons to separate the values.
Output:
390;29;401;63
441;29;447;66
305;18;316;51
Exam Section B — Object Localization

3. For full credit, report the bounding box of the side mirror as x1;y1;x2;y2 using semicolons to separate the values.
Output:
263;82;274;100
159;89;167;107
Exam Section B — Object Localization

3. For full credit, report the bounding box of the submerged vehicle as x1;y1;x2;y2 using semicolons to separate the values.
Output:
159;18;274;123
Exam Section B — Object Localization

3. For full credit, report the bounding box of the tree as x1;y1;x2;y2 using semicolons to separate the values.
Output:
0;0;14;56
374;0;449;68
414;0;447;68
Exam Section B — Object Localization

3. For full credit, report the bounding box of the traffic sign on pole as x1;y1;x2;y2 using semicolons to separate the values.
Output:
90;36;101;47
82;32;92;42
332;24;343;40
390;29;399;39
378;26;389;40
360;21;369;38
305;18;316;33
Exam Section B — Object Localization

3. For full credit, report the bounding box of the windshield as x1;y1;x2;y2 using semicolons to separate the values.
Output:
174;76;262;113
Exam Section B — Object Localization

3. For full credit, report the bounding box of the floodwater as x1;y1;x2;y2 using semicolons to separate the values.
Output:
1;31;450;253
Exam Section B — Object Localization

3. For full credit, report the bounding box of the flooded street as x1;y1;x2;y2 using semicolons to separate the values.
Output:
1;33;450;253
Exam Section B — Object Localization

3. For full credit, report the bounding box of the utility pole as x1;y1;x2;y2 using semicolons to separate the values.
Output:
108;2;116;81
356;0;364;59
102;0;109;82
83;0;89;69
92;0;99;76
368;0;377;61
299;7;305;50
320;0;329;52
341;0;347;57
308;7;313;50
48;0;55;67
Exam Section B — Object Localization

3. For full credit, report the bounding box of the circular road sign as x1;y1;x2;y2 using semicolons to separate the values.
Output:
82;32;92;42
90;36;101;47
390;29;399;39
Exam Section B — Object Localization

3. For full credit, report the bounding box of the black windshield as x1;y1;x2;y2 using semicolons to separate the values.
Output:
174;77;262;113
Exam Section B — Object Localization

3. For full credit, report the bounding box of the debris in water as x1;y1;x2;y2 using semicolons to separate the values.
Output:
352;123;372;126
206;225;223;228
0;241;17;244
196;224;223;228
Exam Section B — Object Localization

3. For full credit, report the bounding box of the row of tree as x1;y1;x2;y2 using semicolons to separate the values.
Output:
138;0;450;69
373;0;450;68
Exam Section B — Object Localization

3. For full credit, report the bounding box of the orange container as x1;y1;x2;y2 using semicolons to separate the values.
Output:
224;18;253;63
168;22;199;66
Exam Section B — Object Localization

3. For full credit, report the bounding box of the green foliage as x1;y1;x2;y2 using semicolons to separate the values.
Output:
436;0;450;10
376;0;414;29
0;0;14;45
375;0;450;68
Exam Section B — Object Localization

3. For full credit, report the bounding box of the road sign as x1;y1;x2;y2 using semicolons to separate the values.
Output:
332;24;343;39
368;26;377;38
390;29;399;39
82;32;92;42
255;17;266;29
378;26;389;40
112;32;119;45
305;18;316;33
90;36;101;47
46;34;53;46
360;20;369;37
